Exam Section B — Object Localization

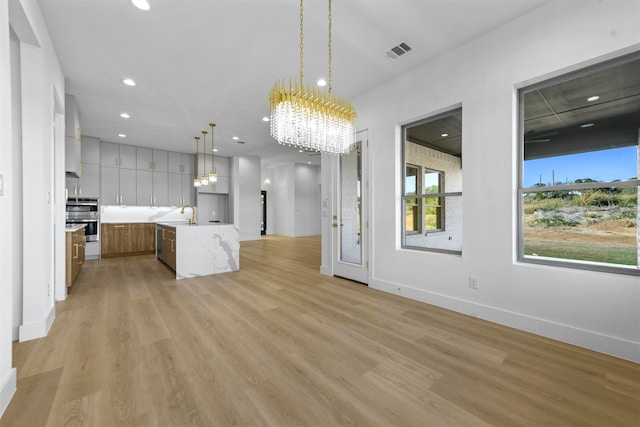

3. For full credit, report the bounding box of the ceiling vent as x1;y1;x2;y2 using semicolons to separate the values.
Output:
384;42;412;60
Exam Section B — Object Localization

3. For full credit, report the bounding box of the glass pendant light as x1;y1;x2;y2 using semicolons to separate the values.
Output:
200;131;209;186
209;123;218;184
193;136;201;188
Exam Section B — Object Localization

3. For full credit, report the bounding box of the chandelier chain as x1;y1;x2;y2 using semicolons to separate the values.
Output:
328;0;332;95
299;0;304;84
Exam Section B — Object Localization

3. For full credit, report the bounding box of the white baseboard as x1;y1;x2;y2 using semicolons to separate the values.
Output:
0;368;16;418
370;278;640;363
320;265;332;277
18;306;55;342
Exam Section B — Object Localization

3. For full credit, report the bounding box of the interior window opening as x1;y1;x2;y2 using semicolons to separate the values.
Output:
402;107;463;254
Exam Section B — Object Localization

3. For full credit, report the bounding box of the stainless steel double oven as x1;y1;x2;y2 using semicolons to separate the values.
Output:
65;197;100;242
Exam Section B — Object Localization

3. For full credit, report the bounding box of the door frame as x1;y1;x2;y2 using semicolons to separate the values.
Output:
332;130;369;284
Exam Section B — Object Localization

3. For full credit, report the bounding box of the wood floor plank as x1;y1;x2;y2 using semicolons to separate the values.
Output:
2;235;638;427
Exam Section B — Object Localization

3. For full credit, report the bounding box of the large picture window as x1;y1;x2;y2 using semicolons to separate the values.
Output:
518;52;639;275
402;107;462;253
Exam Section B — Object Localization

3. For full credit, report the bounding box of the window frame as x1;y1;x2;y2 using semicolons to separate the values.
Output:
517;53;639;277
423;168;445;233
401;106;463;255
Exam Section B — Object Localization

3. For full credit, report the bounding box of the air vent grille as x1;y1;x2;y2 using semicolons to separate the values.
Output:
384;41;412;60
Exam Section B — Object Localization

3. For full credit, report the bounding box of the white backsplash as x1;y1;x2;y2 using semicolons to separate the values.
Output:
101;205;195;224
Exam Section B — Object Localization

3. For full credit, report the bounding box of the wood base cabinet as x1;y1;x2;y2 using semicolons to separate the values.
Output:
159;225;176;271
65;228;86;287
102;223;156;258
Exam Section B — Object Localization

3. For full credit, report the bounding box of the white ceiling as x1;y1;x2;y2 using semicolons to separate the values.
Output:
38;0;548;167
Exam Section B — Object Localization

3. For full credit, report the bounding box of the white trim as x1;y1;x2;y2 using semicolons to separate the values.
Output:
18;305;55;342
0;367;16;418
370;277;640;363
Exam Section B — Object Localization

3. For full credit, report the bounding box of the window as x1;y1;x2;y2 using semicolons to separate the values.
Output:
405;165;420;233
518;52;639;275
424;169;444;231
402;107;462;254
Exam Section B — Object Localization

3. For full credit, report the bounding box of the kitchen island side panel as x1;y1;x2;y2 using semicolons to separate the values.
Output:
174;224;239;280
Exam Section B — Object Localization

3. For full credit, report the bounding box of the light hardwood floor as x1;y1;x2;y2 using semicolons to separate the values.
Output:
2;235;639;426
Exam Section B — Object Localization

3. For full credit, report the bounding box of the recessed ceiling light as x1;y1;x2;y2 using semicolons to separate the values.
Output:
299;149;304;153
118;133;126;138
262;116;269;122
131;0;150;11
581;123;594;128
317;79;327;87
441;133;449;137
232;136;239;140
120;113;130;119
587;95;600;102
122;78;136;86
213;148;218;152
307;161;311;164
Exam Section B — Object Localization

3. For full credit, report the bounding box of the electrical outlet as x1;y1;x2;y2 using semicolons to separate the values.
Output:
469;276;479;290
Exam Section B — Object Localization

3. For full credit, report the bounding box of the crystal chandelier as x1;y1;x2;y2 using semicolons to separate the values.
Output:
269;0;356;155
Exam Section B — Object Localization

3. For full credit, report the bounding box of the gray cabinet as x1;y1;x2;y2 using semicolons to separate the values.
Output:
65;94;82;177
168;152;195;175
101;166;136;205
198;155;230;194
78;163;100;197
168;173;194;206
137;170;168;206
153;171;168;206
136;170;153;205
102;142;136;169
81;136;100;165
137;147;168;172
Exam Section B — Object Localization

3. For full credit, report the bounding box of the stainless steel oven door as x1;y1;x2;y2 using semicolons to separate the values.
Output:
66;220;99;242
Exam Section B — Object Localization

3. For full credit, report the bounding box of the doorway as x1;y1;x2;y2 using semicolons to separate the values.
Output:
261;190;267;235
333;130;368;284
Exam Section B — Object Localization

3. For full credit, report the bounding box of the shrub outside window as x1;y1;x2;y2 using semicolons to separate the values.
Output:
518;52;639;275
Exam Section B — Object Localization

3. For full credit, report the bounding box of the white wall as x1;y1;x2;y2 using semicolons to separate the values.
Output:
0;0;17;417
233;156;261;241
338;1;640;361
9;25;23;342
272;164;295;236
294;164;321;237
9;0;65;343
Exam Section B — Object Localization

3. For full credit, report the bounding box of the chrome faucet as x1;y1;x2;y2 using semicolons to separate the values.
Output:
180;205;196;225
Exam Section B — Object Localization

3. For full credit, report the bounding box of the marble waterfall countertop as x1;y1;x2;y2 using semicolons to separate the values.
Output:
160;223;239;280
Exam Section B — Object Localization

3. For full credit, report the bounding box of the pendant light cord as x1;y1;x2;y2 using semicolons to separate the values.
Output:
299;0;304;85
328;0;332;96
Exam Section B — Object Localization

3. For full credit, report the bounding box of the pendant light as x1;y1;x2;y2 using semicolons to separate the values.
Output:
200;131;209;186
193;136;201;188
209;123;218;184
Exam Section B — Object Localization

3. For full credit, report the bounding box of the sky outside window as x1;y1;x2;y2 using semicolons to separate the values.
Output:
523;146;638;188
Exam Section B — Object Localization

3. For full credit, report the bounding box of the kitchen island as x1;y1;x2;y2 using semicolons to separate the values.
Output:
156;223;239;279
